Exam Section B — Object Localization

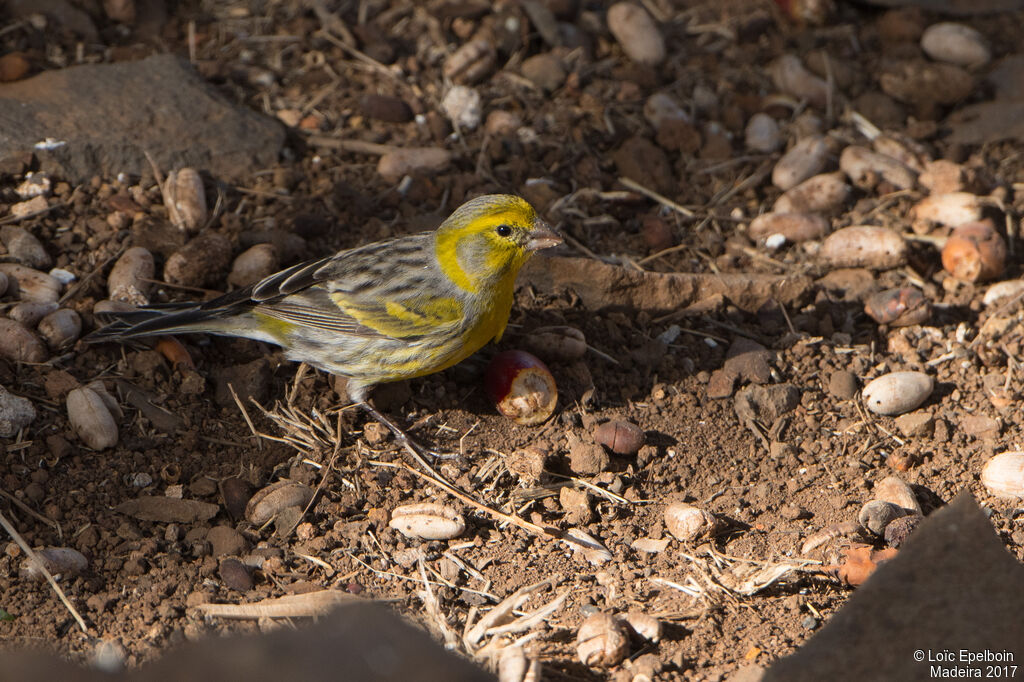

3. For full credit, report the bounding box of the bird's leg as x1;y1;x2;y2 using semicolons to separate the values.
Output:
357;401;457;461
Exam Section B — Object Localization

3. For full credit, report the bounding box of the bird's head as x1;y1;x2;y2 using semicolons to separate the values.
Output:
434;194;561;292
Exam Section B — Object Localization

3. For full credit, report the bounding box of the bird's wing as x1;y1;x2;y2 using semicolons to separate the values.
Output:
251;233;464;340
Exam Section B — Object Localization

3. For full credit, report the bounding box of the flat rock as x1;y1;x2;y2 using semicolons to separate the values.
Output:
522;256;811;314
765;493;1024;681
0;54;284;183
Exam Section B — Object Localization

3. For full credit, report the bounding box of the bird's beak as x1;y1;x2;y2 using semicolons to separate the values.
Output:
526;219;562;251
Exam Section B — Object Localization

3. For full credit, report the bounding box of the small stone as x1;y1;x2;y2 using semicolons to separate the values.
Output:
962;414;999;440
440;85;482;130
219;557;253;592
0;52;30;82
207;526;247;557
520;53;566;92
895;411;934;437
567;432;610;475
858;500;908;535
828;371;858;400
220;477;252;521
606;3;665;66
0;384;35;437
359;94;413;123
883;513;921;547
163;231;232;288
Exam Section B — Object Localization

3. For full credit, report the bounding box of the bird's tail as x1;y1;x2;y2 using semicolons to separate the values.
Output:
86;303;224;342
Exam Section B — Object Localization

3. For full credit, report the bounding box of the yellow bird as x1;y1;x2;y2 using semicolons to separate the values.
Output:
89;194;561;455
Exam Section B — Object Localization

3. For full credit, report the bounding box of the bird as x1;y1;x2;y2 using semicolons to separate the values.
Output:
88;194;561;457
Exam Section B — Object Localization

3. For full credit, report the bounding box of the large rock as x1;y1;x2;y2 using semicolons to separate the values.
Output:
0;55;284;183
765;492;1024;681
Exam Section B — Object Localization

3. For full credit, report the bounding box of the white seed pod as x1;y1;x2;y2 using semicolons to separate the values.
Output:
0;318;47;363
664;502;719;542
607;3;665;66
921;23;990;68
163;168;207;233
389;502;466;540
772;136;828;191
910;192;983;233
67;386;119;450
8;301;58;327
820;226;908;269
576;613;629;668
839;146;917;190
441;85;482;131
245;480;315;526
498;646;540;682
622;611;662;643
873;475;923;516
108;246;155;304
19;547;88;581
858;500;908;535
980;452;1024;500
773;172;851;215
228;243;279;289
862;372;933;416
443;38;496;84
983;280;1024;307
0;263;60;303
748;212;827;243
38;308;82;348
643;92;689;132
768;55;829;108
745;113;781;153
378;148;453;183
0;225;51;269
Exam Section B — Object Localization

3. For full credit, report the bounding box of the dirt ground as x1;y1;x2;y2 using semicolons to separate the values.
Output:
2;0;1024;680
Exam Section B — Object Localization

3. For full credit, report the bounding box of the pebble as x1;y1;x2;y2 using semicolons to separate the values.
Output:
606;3;665;66
377;147;452;182
0;318;48;363
245;480;315;526
567;432;610;475
980;452;1024;500
520;53;566;92
9;301;58;327
228;243;279;289
359;94;413;123
163;231;232;288
10;195;48;218
873;475;923;515
827;370;858;400
773;172;851;215
0;225;51;269
207;526;247;557
643;92;689;132
108;246;154;304
0;52;30;82
20;547;88;581
664;503;719;542
38;308;82;348
820;226;907;269
983;280;1024;307
894;411;934;437
484;110;522;137
772;135;828;191
67;386;119;450
768;55;829;109
0;263;61;303
748;212;827;243
858;500;908;535
921;23;990;68
862;372;933;416
863;287;931;327
0;383;36;437
744;113;780;153
576;613;629;668
883;513;921;547
220;477;253;521
218;557;253;592
880;60;975;107
440;85;482;130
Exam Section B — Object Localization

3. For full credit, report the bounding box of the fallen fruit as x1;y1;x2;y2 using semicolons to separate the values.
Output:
485;350;558;425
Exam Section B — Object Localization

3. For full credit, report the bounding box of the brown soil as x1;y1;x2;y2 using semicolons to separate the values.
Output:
2;1;1024;680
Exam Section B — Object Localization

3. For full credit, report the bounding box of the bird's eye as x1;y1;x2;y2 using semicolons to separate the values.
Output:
496;224;512;237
